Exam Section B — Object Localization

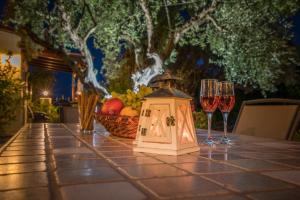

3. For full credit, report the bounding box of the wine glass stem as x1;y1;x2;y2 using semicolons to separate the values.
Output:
222;112;229;137
207;112;213;139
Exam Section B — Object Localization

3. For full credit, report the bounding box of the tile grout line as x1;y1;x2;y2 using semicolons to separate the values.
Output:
111;134;300;199
63;124;300;199
61;123;158;200
64;124;252;199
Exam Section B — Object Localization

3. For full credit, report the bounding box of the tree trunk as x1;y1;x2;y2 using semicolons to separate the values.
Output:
131;52;164;91
82;45;110;96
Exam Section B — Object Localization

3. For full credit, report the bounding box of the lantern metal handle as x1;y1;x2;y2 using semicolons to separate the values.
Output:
166;116;175;126
145;109;151;117
141;128;147;136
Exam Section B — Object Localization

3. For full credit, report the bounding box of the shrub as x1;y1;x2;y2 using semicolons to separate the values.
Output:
0;62;23;131
193;111;208;129
30;101;60;123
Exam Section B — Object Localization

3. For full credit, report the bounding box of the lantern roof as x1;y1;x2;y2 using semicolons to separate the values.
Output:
149;69;181;84
145;87;192;99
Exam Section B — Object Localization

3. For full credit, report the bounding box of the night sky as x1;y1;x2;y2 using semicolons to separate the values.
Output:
53;38;105;99
0;1;299;99
292;11;300;45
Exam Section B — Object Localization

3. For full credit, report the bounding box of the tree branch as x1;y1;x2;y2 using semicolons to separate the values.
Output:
139;0;153;53
121;34;139;47
173;0;219;44
163;0;171;30
206;14;223;32
83;26;97;43
56;1;83;49
56;0;108;95
84;0;97;26
74;2;86;31
120;34;142;69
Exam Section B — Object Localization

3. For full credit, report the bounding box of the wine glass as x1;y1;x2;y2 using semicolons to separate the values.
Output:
200;79;219;145
218;81;235;144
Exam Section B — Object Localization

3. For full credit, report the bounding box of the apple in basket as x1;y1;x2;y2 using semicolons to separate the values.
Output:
101;98;124;115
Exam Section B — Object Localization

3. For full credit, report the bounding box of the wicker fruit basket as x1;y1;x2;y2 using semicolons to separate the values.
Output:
95;114;139;139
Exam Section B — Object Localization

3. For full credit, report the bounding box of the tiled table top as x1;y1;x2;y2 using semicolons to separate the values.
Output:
0;123;300;200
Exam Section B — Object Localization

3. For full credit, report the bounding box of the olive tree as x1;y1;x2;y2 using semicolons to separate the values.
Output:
6;0;300;94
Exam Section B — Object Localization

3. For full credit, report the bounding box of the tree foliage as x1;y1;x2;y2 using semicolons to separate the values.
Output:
5;0;300;94
0;58;24;130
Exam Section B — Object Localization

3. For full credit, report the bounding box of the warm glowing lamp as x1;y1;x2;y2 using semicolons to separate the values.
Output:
42;90;49;96
134;71;200;155
40;90;51;104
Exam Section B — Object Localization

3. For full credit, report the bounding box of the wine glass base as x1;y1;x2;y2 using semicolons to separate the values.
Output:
220;136;232;145
203;137;215;146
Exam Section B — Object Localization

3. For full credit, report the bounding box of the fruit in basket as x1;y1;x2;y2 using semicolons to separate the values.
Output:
101;98;124;115
120;106;139;117
109;86;153;113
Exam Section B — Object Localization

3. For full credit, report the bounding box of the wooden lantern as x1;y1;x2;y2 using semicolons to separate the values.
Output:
134;71;200;155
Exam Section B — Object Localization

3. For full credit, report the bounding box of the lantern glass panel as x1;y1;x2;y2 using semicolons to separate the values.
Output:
177;104;195;144
142;104;172;144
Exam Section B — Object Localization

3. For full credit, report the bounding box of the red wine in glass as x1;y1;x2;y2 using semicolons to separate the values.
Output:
200;79;219;145
200;96;220;113
218;96;235;113
218;82;235;144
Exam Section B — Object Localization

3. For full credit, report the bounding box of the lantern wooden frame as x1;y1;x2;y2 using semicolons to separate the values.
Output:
134;97;200;155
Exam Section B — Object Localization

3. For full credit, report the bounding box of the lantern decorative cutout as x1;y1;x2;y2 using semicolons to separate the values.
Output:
134;71;200;155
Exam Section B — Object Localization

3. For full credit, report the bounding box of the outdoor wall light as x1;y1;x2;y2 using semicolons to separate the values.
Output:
42;90;49;96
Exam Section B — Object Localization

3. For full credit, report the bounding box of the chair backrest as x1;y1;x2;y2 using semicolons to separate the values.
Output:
233;99;300;140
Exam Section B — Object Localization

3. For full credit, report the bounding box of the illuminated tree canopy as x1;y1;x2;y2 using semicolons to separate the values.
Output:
5;0;300;94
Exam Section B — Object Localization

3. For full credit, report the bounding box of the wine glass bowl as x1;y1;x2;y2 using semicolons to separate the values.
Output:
200;79;219;145
200;96;220;113
218;81;235;144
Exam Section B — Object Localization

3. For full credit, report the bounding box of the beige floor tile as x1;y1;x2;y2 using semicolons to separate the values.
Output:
55;167;124;185
182;194;248;200
204;172;294;193
0;162;47;175
0;155;46;164
0;172;48;190
262;170;300;186
53;147;92;154
199;153;246;161
155;155;206;163
138;176;229;199
1;150;46;156
270;159;300;168
101;150;144;158
120;164;188;179
228;159;289;171
175;161;241;174
247;188;300;200
53;153;99;160
5;146;45;151
110;156;162;166
60;182;146;200
96;146;130;152
53;158;109;169
0;187;50;200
